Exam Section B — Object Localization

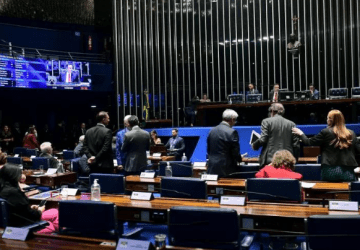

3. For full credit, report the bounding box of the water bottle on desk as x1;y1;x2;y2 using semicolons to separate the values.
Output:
165;162;172;177
181;153;187;162
91;179;101;201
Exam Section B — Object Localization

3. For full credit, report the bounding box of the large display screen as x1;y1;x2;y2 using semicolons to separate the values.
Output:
0;55;91;90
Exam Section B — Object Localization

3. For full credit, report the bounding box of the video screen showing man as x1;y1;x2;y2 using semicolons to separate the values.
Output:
60;64;80;83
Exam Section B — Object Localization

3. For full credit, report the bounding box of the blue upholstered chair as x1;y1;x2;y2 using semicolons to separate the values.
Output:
58;200;121;239
6;157;23;165
13;147;27;157
294;164;321;181
26;149;37;157
0;198;48;232
161;177;207;199
31;157;50;170
169;206;239;249
246;178;302;203
159;161;192;177
350;181;360;203
307;215;360;250
89;174;125;194
63;150;75;161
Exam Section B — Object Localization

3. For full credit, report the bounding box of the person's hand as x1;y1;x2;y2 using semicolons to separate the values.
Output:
38;206;45;213
87;156;95;164
118;165;124;170
31;205;39;210
292;128;304;136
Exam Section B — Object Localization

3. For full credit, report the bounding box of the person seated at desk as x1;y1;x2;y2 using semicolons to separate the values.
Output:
39;142;62;171
246;83;259;95
165;128;185;161
0;164;59;234
150;130;161;146
255;150;302;180
293;109;360;182
200;93;211;103
184;96;200;126
23;127;39;150
309;84;319;100
74;135;85;158
269;84;280;103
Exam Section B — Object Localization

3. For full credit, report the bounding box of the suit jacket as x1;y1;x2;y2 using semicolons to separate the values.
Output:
246;89;259;95
269;91;279;102
165;136;185;161
311;89;319;100
207;121;242;177
83;124;114;171
253;115;299;167
74;142;84;158
121;126;150;172
59;69;80;83
0;184;41;227
255;165;302;180
39;153;59;169
300;128;360;167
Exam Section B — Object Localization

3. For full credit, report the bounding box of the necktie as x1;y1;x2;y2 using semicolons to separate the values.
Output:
275;92;278;102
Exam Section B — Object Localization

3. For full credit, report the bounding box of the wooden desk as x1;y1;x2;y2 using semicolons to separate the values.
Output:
242;157;318;164
193;166;207;177
23;171;77;189
30;193;352;234
0;232;202;250
304;182;350;203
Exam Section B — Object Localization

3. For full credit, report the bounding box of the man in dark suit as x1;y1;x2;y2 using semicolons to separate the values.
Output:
309;84;319;100
269;83;280;102
83;111;114;173
246;83;259;95
207;109;243;177
121;116;150;174
77;123;87;139
252;103;299;167
39;142;59;169
165;128;185;161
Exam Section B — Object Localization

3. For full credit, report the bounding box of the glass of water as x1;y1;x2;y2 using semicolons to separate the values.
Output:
61;185;68;199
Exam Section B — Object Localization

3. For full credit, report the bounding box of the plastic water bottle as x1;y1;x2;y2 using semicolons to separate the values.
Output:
165;162;172;177
91;179;101;201
181;153;187;162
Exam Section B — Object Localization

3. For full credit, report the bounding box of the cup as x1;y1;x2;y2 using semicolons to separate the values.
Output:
39;165;44;174
154;234;166;249
61;185;68;199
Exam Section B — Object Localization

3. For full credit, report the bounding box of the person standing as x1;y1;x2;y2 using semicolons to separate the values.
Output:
252;103;299;167
0;125;14;153
207;109;243;177
165;128;185;161
116;115;131;171
292;110;360;182
121;116;150;174
83;111;114;173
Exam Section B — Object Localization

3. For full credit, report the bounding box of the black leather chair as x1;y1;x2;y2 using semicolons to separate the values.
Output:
169;206;240;249
161;177;207;199
159;161;192;177
307;215;360;250
246;178;302;203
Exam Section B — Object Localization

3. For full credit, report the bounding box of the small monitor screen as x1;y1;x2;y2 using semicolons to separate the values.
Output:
279;91;295;101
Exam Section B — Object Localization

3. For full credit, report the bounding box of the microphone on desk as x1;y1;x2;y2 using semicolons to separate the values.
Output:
320;190;360;208
125;187;192;197
217;188;295;201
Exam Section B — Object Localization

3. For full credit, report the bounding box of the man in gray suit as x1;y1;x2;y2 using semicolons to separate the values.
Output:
121;115;150;174
252;103;299;167
207;109;243;177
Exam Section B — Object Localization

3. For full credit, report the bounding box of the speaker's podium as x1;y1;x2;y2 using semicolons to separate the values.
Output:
148;144;175;167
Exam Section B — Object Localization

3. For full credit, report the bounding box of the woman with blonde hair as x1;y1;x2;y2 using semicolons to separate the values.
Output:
293;109;360;181
255;150;302;179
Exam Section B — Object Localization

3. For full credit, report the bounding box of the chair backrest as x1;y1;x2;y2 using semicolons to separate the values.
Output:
307;215;360;250
350;181;360;203
26;149;37;157
13;147;27;157
6;157;23;165
303;146;321;157
70;158;81;173
63;150;75;160
169;206;239;250
31;157;50;170
159;161;192;177
294;164;321;181
150;145;167;156
246;178;302;203
161;177;207;199
0;198;9;228
59;200;119;239
89;174;125;194
232;165;259;179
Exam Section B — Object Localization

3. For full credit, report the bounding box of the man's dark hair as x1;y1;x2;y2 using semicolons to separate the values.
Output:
172;128;179;133
96;111;108;123
128;115;139;127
